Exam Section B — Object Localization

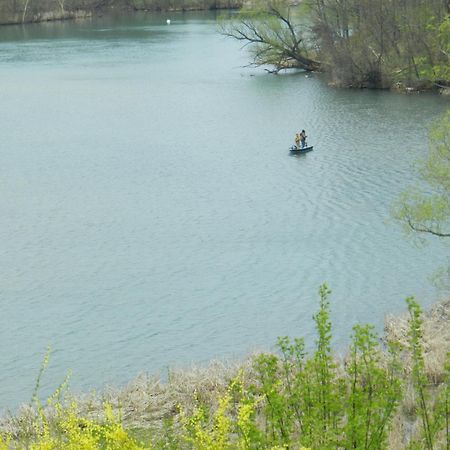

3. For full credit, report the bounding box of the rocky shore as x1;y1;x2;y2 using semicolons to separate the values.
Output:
0;0;243;25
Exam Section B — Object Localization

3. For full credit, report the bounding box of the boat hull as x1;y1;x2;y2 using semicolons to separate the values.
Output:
289;145;313;153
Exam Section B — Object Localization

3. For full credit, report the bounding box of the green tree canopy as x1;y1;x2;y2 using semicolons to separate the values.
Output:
393;111;450;239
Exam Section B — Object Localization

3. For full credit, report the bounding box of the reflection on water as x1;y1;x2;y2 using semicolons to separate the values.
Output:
0;11;448;410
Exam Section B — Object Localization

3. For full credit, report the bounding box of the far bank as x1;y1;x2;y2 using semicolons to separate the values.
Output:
0;0;243;25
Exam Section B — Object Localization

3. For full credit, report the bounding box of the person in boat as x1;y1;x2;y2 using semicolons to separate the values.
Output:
294;133;301;149
300;130;307;148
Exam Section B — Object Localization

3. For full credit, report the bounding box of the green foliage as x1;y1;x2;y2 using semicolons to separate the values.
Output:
301;284;341;448
405;297;434;450
5;351;146;450
344;324;402;449
405;299;450;450
426;352;450;449
174;284;409;449
392;111;450;290
392;110;450;239
418;15;450;83
31;346;51;409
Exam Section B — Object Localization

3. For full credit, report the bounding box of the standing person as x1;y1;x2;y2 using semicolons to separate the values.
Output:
294;132;301;149
300;129;307;148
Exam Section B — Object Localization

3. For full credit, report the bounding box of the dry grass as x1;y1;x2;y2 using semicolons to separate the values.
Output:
95;358;254;430
384;299;450;383
384;299;450;448
0;357;255;438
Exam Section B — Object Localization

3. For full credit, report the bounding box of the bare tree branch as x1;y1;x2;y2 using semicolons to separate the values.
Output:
219;2;321;72
406;218;450;237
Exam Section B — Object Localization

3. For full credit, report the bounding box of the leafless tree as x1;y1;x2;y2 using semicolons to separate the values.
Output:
220;0;321;72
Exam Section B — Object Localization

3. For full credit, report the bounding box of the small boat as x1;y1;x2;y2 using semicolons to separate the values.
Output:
289;145;314;153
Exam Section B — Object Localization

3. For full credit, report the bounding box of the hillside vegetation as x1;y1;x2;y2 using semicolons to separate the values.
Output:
1;286;449;449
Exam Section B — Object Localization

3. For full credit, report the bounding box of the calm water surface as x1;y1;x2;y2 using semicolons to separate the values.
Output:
0;12;448;409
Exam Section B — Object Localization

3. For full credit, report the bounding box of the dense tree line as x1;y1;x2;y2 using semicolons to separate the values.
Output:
222;0;450;88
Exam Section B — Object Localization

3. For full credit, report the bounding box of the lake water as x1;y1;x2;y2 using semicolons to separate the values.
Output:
0;11;448;410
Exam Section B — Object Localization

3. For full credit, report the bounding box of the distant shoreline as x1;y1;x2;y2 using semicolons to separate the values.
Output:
0;0;243;26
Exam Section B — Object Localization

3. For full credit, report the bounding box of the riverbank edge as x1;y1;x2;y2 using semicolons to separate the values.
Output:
0;0;244;26
2;8;448;95
1;297;448;445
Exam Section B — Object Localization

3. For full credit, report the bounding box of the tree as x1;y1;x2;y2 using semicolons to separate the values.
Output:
308;0;394;87
310;0;450;87
219;0;321;73
221;0;449;87
417;14;450;86
392;111;450;239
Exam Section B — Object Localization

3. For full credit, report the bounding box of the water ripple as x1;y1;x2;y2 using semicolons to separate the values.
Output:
0;13;448;410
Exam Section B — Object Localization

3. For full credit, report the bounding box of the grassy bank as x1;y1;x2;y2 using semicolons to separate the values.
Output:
1;286;449;449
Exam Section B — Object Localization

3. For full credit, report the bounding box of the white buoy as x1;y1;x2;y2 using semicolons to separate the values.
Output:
166;19;171;24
